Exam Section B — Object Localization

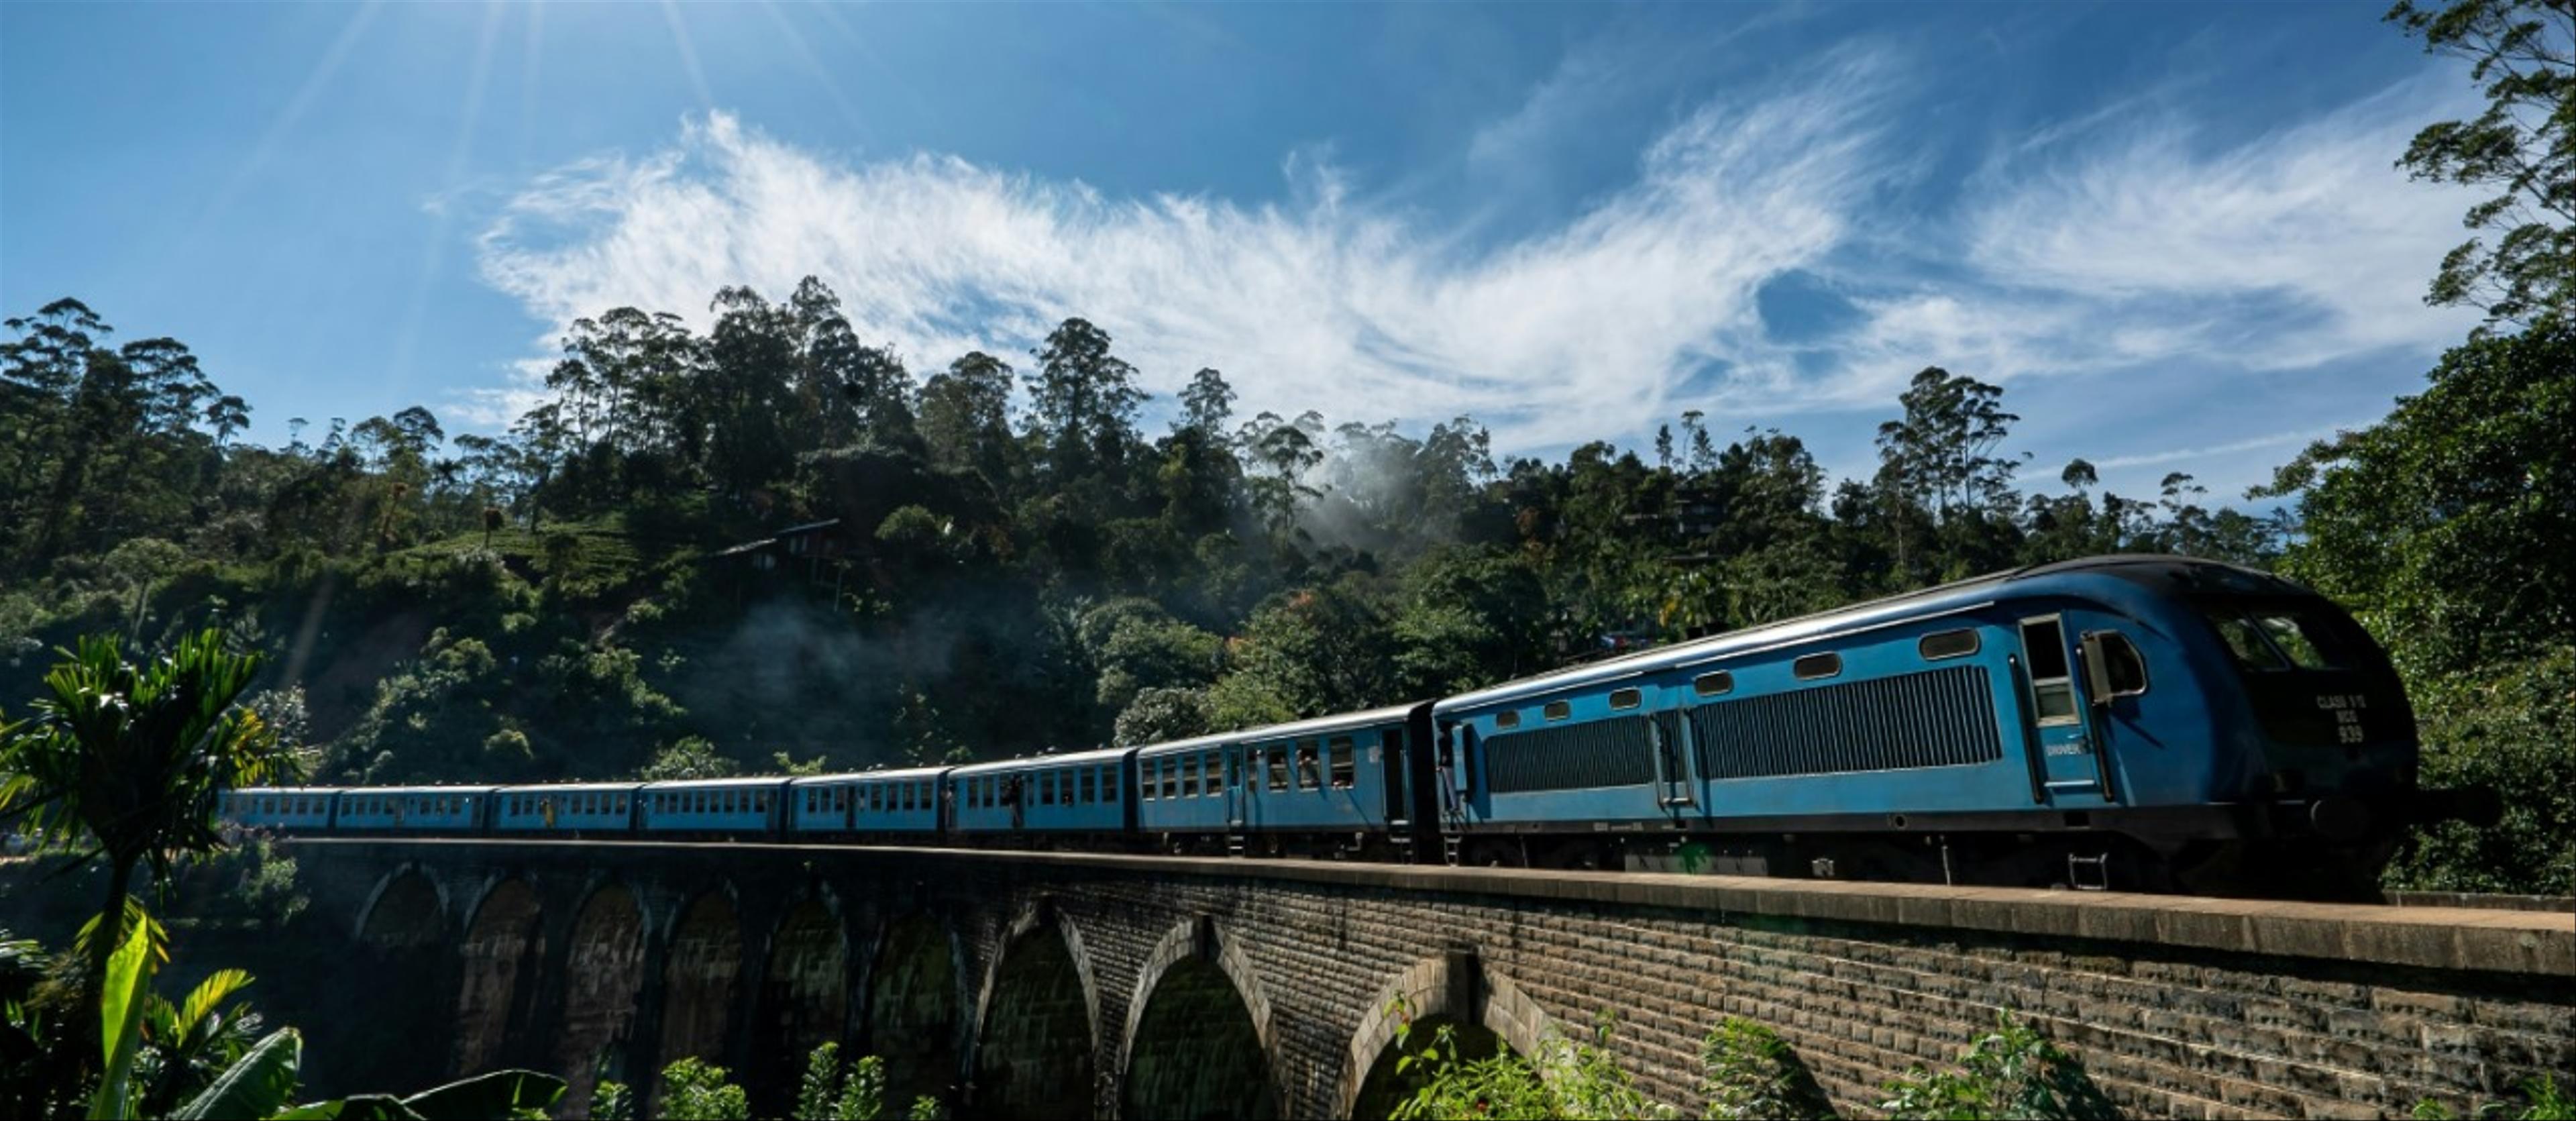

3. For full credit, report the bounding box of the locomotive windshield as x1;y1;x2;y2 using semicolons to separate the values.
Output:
2201;606;2346;672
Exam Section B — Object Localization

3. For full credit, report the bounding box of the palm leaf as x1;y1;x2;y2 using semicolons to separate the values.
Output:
398;1069;565;1120
86;913;156;1120
169;1027;301;1120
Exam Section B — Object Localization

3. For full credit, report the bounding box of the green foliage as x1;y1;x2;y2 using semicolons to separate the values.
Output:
656;1057;749;1121
1700;1018;1835;1120
2415;1075;2576;1120
88;913;154;1120
637;736;739;782
1114;686;1213;748
2384;0;2573;327
1386;1005;1676;1121
1876;1011;2116;1121
2258;323;2576;894
588;1079;635;1121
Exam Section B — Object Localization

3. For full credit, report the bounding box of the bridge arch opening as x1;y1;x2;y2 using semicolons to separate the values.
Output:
863;913;965;1112
657;890;744;1070
1122;955;1275;1120
751;896;849;1110
1340;952;1549;1119
356;869;443;949
340;869;448;1092
969;912;1097;1120
451;878;545;1077
555;882;646;1112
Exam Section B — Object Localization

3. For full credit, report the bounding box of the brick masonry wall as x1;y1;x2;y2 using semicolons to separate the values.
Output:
283;840;2575;1120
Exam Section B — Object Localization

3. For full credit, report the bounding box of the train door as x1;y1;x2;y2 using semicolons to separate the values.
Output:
1379;728;1411;828
2016;615;2110;802
1656;724;1696;819
1226;746;1250;833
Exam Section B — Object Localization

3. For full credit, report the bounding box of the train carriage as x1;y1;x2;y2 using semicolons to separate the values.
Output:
1132;704;1435;857
639;777;790;838
329;786;495;833
220;787;343;832
787;767;951;839
949;747;1134;845
492;783;640;835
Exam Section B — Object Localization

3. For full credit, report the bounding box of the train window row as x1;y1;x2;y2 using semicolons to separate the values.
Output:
347;794;470;817
508;792;624;816
649;790;769;814
233;794;325;816
960;767;1120;810
1144;737;1360;800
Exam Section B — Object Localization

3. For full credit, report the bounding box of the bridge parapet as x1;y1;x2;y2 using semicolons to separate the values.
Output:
281;839;2575;1119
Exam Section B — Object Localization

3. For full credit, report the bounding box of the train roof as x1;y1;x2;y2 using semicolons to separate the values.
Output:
637;776;795;791
1134;702;1423;759
228;786;347;796
948;745;1135;776
490;782;643;794
787;766;952;786
325;785;501;796
1436;554;2301;714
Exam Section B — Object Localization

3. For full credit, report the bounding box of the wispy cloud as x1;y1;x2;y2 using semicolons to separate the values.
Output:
469;44;2478;458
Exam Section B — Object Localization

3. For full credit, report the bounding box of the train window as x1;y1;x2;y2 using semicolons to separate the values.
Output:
2255;614;2338;670
1919;629;1980;660
1181;757;1200;798
1141;762;1159;800
1793;653;1842;680
1207;752;1224;796
1543;700;1571;721
1295;743;1322;791
1267;747;1290;792
1161;759;1180;800
2086;631;2150;697
756;792;769;813
1328;737;1356;789
1039;773;1056;806
1608;688;1642;710
1079;768;1096;804
1693;671;1733;696
2019;617;2080;725
1495;710;1521;729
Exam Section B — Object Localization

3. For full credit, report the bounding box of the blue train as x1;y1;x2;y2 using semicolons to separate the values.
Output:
218;556;2487;896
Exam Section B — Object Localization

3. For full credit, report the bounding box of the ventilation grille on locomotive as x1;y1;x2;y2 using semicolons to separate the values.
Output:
1689;665;2003;780
1483;715;1660;794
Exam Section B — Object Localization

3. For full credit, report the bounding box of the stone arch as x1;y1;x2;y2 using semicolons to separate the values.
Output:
340;867;450;1092
1117;916;1278;1121
451;877;547;1077
656;888;745;1070
555;879;647;1111
751;887;851;1110
355;865;445;947
863;912;970;1112
967;900;1100;1120
1340;951;1553;1118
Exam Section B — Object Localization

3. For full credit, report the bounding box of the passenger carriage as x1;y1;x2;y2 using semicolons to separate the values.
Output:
329;786;496;833
1132;704;1436;858
948;747;1133;847
491;782;640;836
638;777;790;838
219;787;343;832
786;767;951;839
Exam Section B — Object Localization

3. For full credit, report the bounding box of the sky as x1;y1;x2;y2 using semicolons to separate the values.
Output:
0;1;2485;504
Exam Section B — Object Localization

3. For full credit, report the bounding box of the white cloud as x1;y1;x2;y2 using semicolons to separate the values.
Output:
468;48;2481;463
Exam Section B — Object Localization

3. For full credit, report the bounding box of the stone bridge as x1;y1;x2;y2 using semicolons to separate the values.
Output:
279;837;2574;1119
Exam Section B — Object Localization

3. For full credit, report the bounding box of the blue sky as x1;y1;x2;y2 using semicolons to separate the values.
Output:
1;1;2483;502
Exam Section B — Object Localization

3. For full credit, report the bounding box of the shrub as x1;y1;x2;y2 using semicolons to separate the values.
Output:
1700;1018;1835;1120
1878;1011;2116;1120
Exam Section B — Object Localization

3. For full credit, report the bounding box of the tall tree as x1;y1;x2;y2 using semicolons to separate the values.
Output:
2387;0;2573;327
1025;318;1146;484
0;631;293;984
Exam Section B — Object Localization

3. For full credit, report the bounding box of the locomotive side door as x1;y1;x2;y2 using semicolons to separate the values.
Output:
2016;614;2110;802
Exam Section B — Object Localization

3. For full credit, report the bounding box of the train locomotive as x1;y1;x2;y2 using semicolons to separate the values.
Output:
219;555;2488;897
